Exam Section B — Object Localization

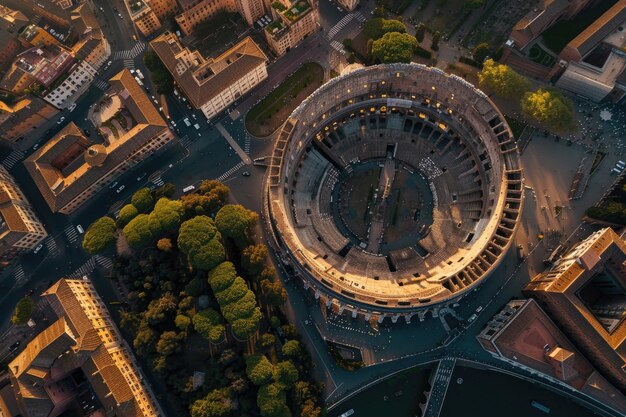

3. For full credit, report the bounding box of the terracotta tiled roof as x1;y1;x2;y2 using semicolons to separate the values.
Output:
150;32;267;109
564;0;626;58
25;69;171;213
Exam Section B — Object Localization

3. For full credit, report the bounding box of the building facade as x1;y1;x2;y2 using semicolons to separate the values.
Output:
0;165;47;261
150;32;268;119
525;227;626;392
265;0;319;56
0;96;59;148
25;69;174;214
5;278;164;417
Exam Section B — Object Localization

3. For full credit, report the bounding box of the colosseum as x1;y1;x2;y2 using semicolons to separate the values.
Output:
264;64;524;324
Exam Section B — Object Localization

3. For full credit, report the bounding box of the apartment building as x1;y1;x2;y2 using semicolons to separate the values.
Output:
126;0;179;37
0;165;47;261
3;278;164;417
44;3;111;109
0;96;59;147
0;5;27;73
175;0;238;35
151;32;268;119
525;227;626;392
265;0;319;56
25;69;174;214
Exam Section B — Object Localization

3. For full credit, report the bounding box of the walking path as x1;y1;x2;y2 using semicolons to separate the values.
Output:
215;123;252;165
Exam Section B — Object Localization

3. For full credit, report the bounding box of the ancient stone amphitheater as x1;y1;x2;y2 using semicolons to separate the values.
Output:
264;64;523;324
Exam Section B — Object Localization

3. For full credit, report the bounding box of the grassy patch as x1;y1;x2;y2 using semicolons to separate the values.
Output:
542;0;618;54
504;116;527;139
528;43;556;67
590;151;606;175
245;63;324;137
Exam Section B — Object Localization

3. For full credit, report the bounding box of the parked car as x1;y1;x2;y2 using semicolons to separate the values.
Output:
76;224;85;234
116;185;126;193
242;171;251;177
109;181;119;189
33;244;43;254
25;288;34;296
8;341;20;352
57;116;65;124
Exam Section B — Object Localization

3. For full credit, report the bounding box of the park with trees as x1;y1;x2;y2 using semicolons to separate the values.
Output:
83;180;324;417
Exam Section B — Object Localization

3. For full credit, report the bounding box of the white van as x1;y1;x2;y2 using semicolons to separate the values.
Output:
183;185;195;193
194;123;200;130
183;118;191;127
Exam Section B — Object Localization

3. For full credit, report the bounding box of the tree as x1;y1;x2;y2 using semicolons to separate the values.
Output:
371;32;418;64
281;340;301;357
231;308;262;339
175;314;191;330
193;308;225;343
133;322;156;355
154;182;176;199
215;277;249;305
185;276;208;297
178;216;225;270
117;204;139;228
12;297;34;325
246;354;274;385
257;383;290;417
156;331;184;356
300;400;322;417
145;293;177;324
181;180;230;216
260;280;287;306
521;88;576;133
242;244;268;276
131;188;154;213
431;31;441;51
82;216;116;254
466;0;485;8
157;237;173;251
472;42;490;63
273;360;299;388
207;262;237;292
123;214;153;247
190;389;232;417
478;59;531;100
415;23;426;43
215;205;258;248
257;333;276;350
148;198;184;234
363;17;405;40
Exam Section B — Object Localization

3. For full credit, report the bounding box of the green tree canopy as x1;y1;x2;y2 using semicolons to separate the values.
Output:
472;42;491;63
178;216;225;270
123;214;153;247
192;308;225;343
261;279;287;307
214;276;249;306
145;292;177;324
466;0;485;8
231;308;262;340
117;204;139;228
156;331;184;356
190;389;232;417
207;262;237;292
82;216;116;254
157;237;173;251
133;322;156;355
281;340;301;357
242;244;268;276
257;383;290;417
478;59;531;99
175;314;191;330
371;32;418;64
12;297;34;325
415;23;426;43
215;205;258;248
148;197;184;234
273;360;299;388
363;17;406;40
521;88;576;133
246;354;274;385
185;276;208;297
131;188;154;213
181;180;230;216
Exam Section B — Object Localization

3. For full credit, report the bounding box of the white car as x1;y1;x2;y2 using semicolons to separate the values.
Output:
116;185;125;193
68;103;77;112
194;123;200;130
76;225;85;234
57;116;65;124
33;244;44;254
32;143;40;150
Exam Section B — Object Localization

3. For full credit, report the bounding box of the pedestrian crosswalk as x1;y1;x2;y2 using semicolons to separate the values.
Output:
152;176;164;186
123;59;135;70
178;134;193;148
112;41;146;60
2;150;24;170
326;14;354;39
32;15;41;25
244;136;251;154
95;255;113;270
94;79;108;90
330;40;346;54
353;11;366;23
44;236;59;256
64;225;78;244
68;257;97;279
14;264;25;285
216;161;245;182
